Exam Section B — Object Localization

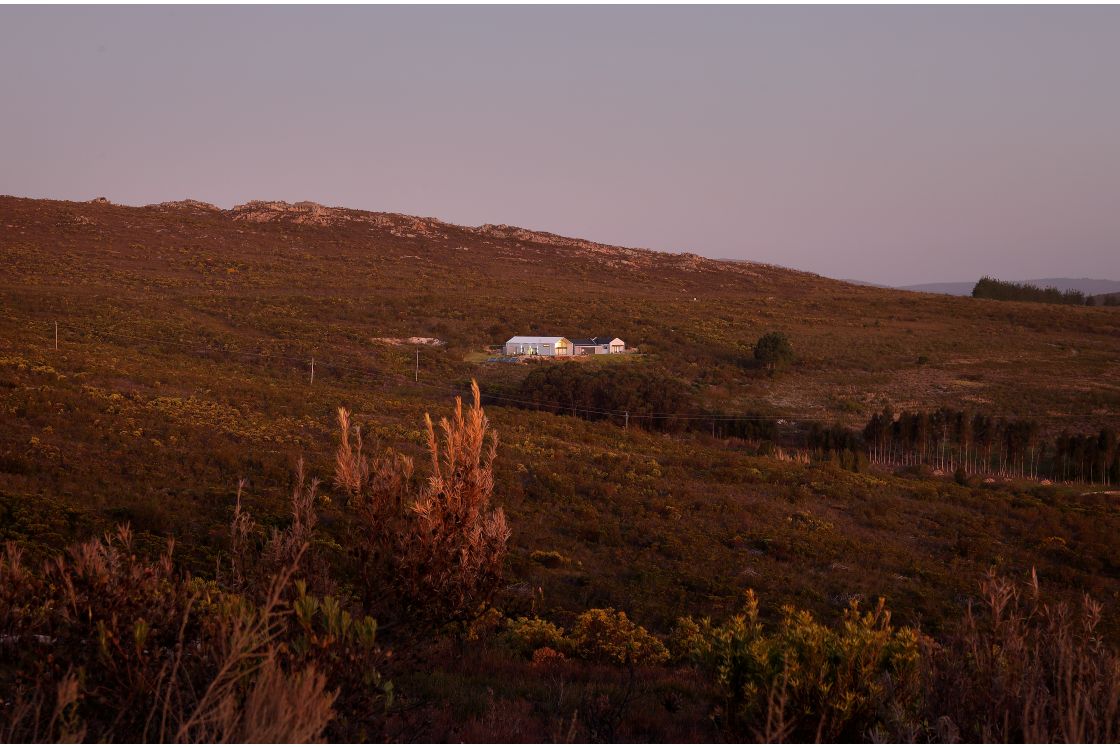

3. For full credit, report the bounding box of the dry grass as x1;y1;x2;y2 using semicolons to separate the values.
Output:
931;569;1120;742
223;462;333;599
0;526;339;743
770;446;812;464
170;560;336;744
181;653;335;743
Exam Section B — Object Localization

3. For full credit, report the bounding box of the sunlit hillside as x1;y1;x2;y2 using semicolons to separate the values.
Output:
3;194;1120;741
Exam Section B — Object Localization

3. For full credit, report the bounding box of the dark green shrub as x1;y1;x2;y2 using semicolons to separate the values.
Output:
753;332;795;374
516;364;692;432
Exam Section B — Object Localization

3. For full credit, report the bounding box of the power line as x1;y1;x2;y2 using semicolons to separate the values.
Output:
10;317;808;420
6;315;1110;424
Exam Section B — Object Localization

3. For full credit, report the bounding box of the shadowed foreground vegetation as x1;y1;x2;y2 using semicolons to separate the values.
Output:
4;388;1120;742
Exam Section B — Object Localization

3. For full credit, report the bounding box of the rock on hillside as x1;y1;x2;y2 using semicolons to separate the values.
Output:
471;222;768;277
228;200;338;226
215;200;755;276
225;200;452;239
148;199;221;213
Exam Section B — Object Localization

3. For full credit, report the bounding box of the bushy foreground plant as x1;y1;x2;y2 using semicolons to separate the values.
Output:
224;459;334;600
571;608;670;666
1;381;519;743
0;527;346;742
930;570;1120;742
507;615;571;656
334;380;510;631
507;609;668;666
675;591;924;741
220;469;392;741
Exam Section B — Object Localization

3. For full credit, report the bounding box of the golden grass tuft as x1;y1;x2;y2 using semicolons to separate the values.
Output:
336;380;510;630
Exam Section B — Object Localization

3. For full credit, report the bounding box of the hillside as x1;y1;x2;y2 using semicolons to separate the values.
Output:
3;196;1118;427
3;194;1120;739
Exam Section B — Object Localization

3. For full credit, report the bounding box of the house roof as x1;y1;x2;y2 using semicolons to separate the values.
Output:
506;336;570;344
571;337;623;346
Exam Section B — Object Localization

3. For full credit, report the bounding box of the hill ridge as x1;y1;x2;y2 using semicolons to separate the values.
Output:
4;193;816;282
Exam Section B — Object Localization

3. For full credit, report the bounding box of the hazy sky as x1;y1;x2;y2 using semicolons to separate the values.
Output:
2;6;1118;285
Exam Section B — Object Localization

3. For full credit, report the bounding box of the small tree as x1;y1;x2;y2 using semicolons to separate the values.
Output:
754;331;795;374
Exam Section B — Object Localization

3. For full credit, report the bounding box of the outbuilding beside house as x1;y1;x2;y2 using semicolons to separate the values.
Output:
571;336;626;355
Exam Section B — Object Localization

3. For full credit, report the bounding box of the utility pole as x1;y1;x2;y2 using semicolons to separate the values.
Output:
624;411;629;430
310;356;315;385
54;322;58;351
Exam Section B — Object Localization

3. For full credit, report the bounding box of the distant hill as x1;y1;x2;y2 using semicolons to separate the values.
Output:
897;281;976;295
899;278;1120;297
839;278;891;288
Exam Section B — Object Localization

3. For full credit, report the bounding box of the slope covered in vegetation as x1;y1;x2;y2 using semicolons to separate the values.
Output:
3;195;1120;740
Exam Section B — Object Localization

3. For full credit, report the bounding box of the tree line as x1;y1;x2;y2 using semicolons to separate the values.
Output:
513;365;692;431
512;364;777;440
512;366;1118;485
862;407;1120;485
972;277;1095;306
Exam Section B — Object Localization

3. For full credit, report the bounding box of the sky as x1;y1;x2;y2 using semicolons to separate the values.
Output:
1;6;1118;286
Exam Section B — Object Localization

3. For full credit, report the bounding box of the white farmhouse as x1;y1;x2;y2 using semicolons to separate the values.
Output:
504;336;572;357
